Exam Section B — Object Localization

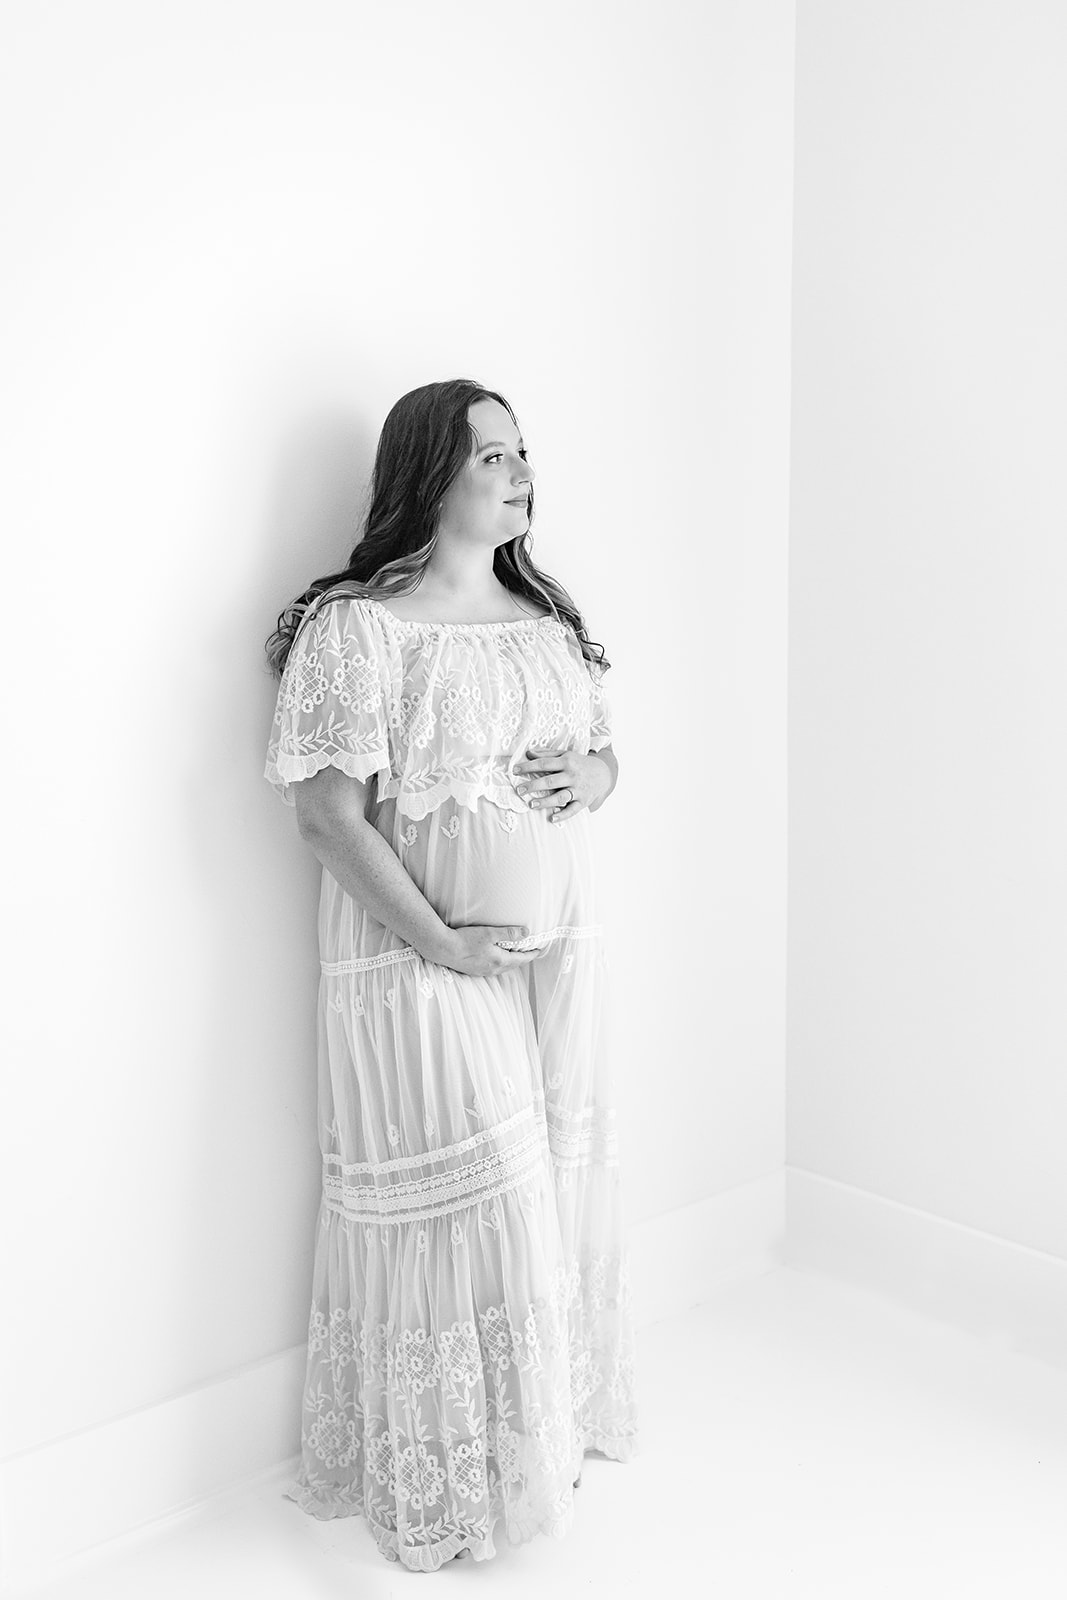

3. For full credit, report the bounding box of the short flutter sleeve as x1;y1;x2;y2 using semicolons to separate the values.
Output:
586;654;613;752
264;598;393;807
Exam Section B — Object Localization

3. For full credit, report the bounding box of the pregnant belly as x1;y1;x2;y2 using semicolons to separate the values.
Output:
391;793;597;940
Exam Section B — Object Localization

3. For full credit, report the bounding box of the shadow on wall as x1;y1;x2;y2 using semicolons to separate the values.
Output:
170;409;379;1465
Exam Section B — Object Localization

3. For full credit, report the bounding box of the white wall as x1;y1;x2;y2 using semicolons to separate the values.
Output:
789;1;1067;1254
0;0;794;1540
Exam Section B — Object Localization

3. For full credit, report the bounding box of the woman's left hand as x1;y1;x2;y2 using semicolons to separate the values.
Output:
514;746;611;823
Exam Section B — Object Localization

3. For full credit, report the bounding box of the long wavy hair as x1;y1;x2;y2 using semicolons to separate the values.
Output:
264;378;609;679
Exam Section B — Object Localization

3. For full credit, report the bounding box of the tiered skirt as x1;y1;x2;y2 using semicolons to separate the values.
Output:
283;796;639;1570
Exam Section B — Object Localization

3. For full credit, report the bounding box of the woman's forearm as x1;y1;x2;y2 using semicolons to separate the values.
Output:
300;747;616;953
588;747;618;812
299;812;457;964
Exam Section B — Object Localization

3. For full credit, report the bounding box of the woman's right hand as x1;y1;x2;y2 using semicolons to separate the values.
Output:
428;924;545;978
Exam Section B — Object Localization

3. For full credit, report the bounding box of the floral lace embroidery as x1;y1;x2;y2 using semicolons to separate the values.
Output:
283;1249;638;1569
265;596;612;818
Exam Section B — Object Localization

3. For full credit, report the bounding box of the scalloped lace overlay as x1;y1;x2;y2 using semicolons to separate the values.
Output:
264;595;613;816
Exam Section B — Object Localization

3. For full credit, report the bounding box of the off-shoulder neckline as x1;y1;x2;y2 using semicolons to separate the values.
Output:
362;596;560;635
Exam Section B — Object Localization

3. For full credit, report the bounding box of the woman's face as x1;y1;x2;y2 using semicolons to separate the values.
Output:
436;397;535;548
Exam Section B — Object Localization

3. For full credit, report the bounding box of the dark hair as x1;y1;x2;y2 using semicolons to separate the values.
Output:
263;378;609;678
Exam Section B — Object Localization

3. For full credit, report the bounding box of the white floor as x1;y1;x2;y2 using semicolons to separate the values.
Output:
7;1265;1067;1599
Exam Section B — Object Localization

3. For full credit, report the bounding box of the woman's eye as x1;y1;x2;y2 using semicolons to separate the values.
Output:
486;450;529;463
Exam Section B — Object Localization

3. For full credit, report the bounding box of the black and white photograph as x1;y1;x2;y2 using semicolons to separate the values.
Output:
2;0;1065;1594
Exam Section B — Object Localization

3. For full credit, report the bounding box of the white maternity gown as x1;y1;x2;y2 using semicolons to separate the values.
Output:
264;592;639;1570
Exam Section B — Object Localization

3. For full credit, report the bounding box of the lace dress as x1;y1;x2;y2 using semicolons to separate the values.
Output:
264;593;639;1570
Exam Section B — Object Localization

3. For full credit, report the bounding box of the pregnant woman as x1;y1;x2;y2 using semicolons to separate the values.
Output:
263;378;639;1571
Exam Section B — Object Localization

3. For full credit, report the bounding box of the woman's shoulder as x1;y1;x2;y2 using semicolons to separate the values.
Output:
287;589;386;662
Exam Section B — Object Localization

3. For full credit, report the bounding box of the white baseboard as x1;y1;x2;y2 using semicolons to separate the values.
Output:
0;1344;307;1591
785;1165;1067;1370
0;1172;786;1591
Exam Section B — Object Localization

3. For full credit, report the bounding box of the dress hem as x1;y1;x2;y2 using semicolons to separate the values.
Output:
281;1426;638;1570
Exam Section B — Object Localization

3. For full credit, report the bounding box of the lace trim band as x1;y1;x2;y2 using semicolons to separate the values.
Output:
321;1097;620;1223
545;1101;620;1167
321;948;421;975
320;925;602;974
323;1103;550;1224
